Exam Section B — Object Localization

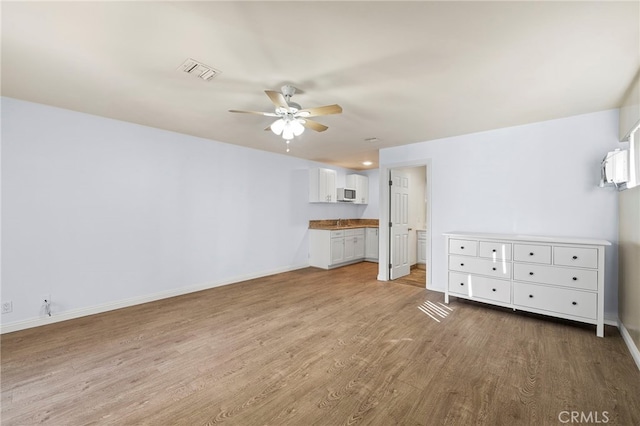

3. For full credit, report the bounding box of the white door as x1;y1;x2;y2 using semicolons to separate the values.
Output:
390;170;410;279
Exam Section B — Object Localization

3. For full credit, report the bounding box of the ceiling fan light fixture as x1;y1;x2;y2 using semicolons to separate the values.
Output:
291;119;305;136
271;119;285;135
282;125;295;140
230;85;342;142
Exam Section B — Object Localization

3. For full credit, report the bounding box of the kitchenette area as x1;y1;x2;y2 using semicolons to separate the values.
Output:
308;219;379;269
307;166;426;274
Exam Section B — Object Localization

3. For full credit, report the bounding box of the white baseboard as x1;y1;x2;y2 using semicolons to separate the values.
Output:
1;263;309;334
618;320;640;372
604;316;619;327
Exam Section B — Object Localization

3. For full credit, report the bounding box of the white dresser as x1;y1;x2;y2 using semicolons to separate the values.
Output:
444;232;610;337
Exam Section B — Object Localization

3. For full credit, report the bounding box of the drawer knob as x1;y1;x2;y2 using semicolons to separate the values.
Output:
460;263;464;266
572;277;577;281
492;267;496;271
460;246;464;249
529;294;534;298
529;252;534;256
492;288;496;292
529;272;534;276
460;282;464;286
492;249;496;252
572;255;578;260
572;301;577;305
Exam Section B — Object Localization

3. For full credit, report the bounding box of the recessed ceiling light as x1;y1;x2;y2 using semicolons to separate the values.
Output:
362;161;373;166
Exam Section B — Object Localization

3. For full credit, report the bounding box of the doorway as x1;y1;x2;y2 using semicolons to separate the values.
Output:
378;162;431;289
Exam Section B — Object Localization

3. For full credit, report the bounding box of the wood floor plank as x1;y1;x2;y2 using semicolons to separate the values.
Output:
2;263;639;425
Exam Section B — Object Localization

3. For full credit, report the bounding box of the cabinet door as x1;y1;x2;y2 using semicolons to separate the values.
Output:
346;174;369;204
354;234;365;259
310;168;337;202
330;237;344;264
343;236;355;261
418;237;427;264
358;176;369;204
366;228;379;260
323;169;337;202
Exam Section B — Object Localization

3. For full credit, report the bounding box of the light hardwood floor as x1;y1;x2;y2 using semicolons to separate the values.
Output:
2;263;639;425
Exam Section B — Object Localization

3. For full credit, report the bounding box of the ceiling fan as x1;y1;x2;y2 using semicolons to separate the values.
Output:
229;85;342;142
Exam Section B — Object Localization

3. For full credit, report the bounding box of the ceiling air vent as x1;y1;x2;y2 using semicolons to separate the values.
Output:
178;58;221;81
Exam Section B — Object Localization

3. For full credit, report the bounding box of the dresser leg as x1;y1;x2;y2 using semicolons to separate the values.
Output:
597;323;604;338
444;293;449;304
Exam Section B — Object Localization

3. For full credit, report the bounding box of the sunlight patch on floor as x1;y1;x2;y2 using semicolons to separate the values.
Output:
418;300;453;322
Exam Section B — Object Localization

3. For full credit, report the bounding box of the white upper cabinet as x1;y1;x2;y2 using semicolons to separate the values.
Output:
309;168;337;202
346;174;369;204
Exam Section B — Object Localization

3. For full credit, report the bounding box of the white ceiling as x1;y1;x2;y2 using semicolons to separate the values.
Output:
2;1;638;170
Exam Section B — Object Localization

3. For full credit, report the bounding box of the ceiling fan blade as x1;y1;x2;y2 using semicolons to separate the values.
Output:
302;119;329;132
229;109;278;117
265;90;290;110
297;104;342;118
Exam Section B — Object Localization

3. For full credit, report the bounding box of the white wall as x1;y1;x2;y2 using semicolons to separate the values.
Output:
380;110;621;318
0;97;370;331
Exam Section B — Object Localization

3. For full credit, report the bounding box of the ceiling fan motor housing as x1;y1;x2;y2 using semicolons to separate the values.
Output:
281;84;297;98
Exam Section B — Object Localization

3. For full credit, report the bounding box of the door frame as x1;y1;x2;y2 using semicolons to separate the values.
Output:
377;159;432;289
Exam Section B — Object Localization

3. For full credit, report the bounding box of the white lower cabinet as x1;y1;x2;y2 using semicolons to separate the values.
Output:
365;228;379;262
344;229;365;262
444;232;610;337
417;230;427;266
330;232;345;264
309;228;366;269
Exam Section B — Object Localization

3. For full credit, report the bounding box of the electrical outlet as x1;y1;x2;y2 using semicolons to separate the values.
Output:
2;301;13;314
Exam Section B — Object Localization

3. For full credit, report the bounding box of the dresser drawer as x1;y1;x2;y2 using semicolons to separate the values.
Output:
513;244;551;264
448;272;510;303
473;277;511;304
513;263;597;291
479;241;512;260
513;282;597;320
449;255;511;279
330;230;344;238
553;246;598;269
448;271;469;296
449;239;478;256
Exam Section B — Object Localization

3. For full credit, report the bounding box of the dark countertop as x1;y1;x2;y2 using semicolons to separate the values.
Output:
309;219;379;230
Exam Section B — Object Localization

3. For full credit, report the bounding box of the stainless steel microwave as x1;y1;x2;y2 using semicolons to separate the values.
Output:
337;188;356;202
